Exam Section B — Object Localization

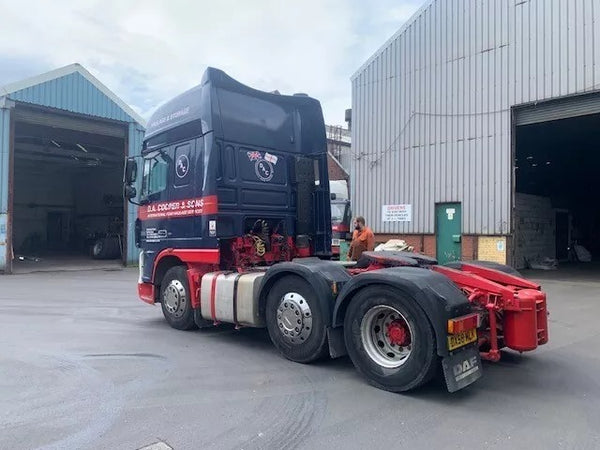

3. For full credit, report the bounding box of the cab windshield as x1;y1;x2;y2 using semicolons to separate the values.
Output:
331;201;350;225
331;203;345;224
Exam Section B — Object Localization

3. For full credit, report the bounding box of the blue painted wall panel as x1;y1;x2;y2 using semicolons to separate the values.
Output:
0;108;9;213
126;123;145;265
8;72;136;123
0;213;7;271
0;107;10;271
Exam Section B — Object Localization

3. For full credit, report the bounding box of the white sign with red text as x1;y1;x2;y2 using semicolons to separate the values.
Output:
382;204;412;222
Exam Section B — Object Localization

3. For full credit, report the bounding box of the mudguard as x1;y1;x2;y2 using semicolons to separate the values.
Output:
332;267;473;357
259;258;352;326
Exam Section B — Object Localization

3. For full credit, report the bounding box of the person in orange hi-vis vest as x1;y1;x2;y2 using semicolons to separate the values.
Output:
347;216;375;261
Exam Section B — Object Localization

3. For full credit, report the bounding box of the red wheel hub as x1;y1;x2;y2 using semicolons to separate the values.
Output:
387;320;410;346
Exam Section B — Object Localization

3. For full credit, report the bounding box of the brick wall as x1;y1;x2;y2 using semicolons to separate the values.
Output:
461;235;478;261
373;233;510;263
423;235;436;258
327;153;349;181
477;236;507;264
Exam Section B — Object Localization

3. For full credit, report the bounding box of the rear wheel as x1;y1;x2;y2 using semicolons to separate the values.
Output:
265;275;329;363
160;266;197;330
344;286;438;392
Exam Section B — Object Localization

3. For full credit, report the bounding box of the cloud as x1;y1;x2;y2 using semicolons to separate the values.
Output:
0;0;422;125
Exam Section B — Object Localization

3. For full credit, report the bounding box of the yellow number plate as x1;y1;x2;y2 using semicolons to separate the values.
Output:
447;328;478;351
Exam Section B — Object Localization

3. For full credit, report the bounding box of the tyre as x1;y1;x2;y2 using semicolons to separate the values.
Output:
160;266;197;330
92;237;120;260
265;275;329;363
344;286;438;392
92;239;106;259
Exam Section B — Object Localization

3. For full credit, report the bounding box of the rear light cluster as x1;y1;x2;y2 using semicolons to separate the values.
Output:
447;313;479;334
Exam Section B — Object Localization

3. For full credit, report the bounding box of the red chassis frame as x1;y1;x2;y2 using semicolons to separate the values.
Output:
350;261;549;362
144;247;549;362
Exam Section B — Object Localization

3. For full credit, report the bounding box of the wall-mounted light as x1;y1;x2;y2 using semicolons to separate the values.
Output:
76;143;88;153
51;140;61;148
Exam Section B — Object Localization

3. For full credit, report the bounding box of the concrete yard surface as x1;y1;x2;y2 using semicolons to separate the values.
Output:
0;267;599;449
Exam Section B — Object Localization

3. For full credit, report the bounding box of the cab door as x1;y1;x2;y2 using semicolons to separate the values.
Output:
169;140;196;242
139;140;196;249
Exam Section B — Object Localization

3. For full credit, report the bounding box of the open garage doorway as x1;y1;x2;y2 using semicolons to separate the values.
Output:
12;108;127;273
514;100;600;272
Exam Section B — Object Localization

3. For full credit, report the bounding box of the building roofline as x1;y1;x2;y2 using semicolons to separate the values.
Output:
0;63;146;126
328;151;349;177
351;0;436;81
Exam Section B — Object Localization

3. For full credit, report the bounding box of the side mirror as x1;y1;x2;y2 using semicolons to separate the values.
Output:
124;185;137;200
124;158;138;184
330;193;337;200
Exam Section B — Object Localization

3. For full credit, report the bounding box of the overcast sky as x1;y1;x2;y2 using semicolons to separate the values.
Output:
0;0;422;125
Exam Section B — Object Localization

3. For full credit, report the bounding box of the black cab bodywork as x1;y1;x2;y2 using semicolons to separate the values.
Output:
136;68;332;282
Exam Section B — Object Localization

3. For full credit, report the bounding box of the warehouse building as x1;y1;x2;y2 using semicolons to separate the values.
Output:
351;0;600;267
0;64;145;273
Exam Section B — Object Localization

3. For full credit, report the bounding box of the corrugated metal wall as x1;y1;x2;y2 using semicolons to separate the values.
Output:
8;72;136;123
0;68;146;271
351;0;600;235
338;151;352;178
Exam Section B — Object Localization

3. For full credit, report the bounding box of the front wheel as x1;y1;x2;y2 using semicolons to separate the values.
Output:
160;266;197;330
265;275;329;363
344;286;438;392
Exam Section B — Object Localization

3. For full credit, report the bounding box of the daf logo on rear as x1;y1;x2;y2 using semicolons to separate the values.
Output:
453;356;479;380
176;154;190;178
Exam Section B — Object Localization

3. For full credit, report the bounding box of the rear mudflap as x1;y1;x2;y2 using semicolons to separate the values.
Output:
327;327;347;359
441;345;482;393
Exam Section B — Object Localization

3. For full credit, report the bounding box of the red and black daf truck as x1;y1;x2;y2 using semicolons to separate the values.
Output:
124;68;548;393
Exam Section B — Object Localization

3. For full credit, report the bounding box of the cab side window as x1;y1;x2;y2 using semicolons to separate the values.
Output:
142;151;169;198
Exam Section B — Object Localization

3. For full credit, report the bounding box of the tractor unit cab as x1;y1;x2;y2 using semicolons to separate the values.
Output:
125;68;549;395
127;68;331;278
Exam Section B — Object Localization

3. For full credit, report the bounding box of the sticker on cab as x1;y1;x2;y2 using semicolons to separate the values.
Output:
176;154;189;178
